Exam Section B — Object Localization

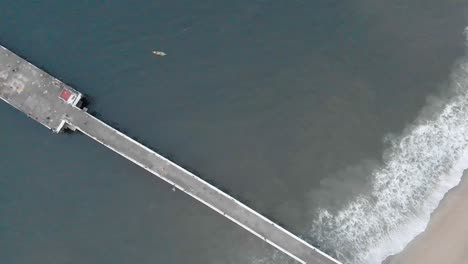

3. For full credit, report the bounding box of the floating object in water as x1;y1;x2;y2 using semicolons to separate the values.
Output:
152;50;167;56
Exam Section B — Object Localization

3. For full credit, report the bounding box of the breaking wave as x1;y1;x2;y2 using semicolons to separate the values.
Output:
309;27;468;263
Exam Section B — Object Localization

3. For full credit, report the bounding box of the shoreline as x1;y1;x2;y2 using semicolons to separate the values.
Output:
384;170;468;264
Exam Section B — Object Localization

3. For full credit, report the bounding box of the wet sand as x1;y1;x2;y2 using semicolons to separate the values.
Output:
386;171;468;264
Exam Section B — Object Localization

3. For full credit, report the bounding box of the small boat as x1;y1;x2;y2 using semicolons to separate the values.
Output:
152;50;167;57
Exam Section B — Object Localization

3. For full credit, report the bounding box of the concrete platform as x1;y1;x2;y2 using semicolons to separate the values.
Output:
0;45;341;264
0;46;81;132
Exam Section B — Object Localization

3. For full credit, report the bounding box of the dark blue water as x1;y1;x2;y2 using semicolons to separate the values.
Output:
1;1;467;263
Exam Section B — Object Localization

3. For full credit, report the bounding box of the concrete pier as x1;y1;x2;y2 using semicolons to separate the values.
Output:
0;45;341;264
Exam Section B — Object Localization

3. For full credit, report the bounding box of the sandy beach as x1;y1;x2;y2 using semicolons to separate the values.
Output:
386;171;468;264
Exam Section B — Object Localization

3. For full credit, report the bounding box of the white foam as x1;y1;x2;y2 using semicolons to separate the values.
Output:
309;28;468;264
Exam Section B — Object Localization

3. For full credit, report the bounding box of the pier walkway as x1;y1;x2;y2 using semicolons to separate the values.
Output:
0;45;340;264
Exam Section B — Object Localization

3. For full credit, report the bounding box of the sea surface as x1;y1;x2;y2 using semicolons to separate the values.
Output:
1;1;467;264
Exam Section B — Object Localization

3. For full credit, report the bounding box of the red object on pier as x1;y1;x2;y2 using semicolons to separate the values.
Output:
59;88;73;101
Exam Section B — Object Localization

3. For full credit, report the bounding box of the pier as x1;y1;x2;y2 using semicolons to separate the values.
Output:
0;45;340;264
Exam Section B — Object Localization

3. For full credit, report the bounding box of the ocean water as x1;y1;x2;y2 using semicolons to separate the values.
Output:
0;1;467;264
310;33;468;263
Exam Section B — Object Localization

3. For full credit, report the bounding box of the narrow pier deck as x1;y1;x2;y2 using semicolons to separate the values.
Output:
0;45;340;264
